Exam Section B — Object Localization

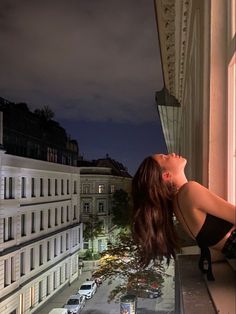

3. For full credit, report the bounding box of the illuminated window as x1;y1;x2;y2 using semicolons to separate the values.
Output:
98;184;105;194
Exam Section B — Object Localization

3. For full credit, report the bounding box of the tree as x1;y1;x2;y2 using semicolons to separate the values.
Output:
92;231;166;302
111;189;131;228
34;105;54;121
83;214;104;255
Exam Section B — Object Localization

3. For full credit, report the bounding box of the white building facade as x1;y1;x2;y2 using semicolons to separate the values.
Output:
0;151;83;314
80;167;132;253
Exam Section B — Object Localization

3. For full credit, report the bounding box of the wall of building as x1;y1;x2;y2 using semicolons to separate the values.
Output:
0;151;83;314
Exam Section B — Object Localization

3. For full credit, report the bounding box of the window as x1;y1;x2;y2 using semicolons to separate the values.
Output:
3;217;14;241
46;275;50;296
40;178;44;197
48;209;51;228
30;286;35;308
31;212;35;233
61;206;64;224
73;205;77;219
61;179;64;195
9;177;14;199
67;179;69;194
60;235;63;253
47;241;50;261
30;248;34;270
31;178;35;197
38;281;43;302
82;184;90;194
66;206;69;222
53;271;57;290
55;208;58;226
60;266;63;284
66;233;69;250
21;214;26;236
4;177;14;199
20;252;25;276
39;244;43;265
110;184;115;193
11;256;15;283
55;179;58;195
54;238;57;257
19;293;24;314
98;184;105;194
98;202;104;213
73;181;77;194
21;177;26;198
48;178;51;196
4;259;9;287
65;263;68;279
83;202;90;213
40;211;44;231
8;217;13;240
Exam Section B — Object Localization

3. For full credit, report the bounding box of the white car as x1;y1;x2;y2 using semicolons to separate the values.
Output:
63;294;85;314
78;280;97;299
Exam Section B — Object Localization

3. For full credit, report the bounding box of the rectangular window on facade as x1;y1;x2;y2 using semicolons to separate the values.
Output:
55;208;58;226
55;179;58;195
60;235;63;253
39;244;43;266
73;205;77;220
9;177;14;199
83;202;90;213
20;252;25;276
31;212;35;233
4;177;7;199
48;178;51;196
31;178;35;197
54;238;57;257
98;184;105;194
60;266;63;284
53;271;57;290
30;248;34;270
21;177;26;198
38;281;43;302
46;275;50;296
4;259;9;287
40;211;44;231
98;202;104;213
61;207;64;224
82;184;90;194
21;214;26;237
61;179;64;195
8;217;13;240
19;293;24;314
30;286;35;308
11;256;15;283
66;206;69;222
65;263;68;279
40;178;44;197
110;184;115;193
48;209;51;228
66;233;69;250
47;241;50;261
73;181;77;194
67;179;69;194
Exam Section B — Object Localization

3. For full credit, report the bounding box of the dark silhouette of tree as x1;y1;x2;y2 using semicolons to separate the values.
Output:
34;105;54;121
111;189;131;228
93;231;165;302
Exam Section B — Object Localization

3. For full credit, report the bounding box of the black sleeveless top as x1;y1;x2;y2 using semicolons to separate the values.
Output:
196;214;233;247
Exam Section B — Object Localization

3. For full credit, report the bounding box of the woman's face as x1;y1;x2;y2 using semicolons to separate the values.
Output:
152;153;187;174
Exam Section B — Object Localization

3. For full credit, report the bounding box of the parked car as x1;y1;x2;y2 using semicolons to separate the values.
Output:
129;286;162;299
63;294;85;314
48;309;68;314
78;280;97;299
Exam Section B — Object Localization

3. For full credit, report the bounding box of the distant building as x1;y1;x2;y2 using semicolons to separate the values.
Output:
0;97;79;166
78;156;132;253
0;151;82;314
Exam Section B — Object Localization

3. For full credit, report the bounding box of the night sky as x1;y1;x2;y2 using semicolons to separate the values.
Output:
0;0;167;175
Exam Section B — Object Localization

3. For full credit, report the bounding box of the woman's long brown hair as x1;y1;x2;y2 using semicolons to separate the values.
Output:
132;156;178;266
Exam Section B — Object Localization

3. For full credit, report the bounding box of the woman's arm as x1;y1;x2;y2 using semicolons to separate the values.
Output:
185;181;236;224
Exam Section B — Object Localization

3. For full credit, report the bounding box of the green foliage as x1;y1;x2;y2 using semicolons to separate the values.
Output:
93;231;166;302
83;214;104;254
111;189;131;228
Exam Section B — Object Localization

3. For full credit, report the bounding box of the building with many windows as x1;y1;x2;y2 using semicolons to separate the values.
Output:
0;150;82;314
79;156;132;253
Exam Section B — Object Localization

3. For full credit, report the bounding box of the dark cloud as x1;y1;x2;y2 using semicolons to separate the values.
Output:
0;0;163;123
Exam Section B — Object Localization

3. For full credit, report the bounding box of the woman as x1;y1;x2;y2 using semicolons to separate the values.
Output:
132;153;236;280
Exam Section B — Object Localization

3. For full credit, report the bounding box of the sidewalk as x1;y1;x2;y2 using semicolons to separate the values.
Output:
35;269;92;314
